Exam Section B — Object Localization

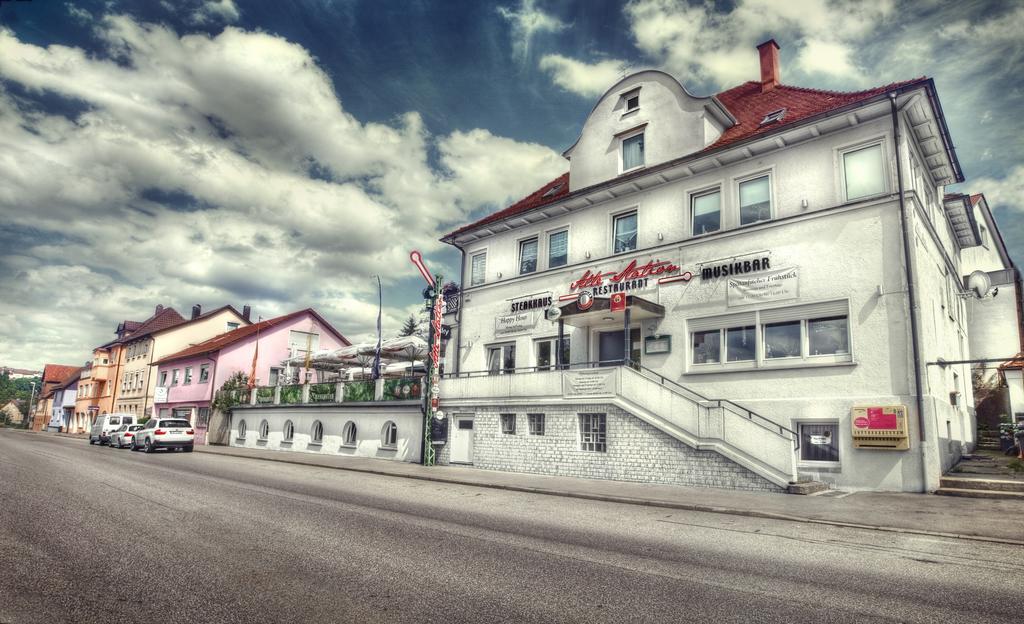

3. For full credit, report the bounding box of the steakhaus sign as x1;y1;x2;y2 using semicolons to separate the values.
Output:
567;259;691;296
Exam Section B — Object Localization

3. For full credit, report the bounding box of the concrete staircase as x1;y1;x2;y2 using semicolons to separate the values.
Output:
935;476;1024;500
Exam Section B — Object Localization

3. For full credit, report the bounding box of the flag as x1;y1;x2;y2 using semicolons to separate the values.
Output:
372;275;382;380
247;334;259;389
610;292;627;312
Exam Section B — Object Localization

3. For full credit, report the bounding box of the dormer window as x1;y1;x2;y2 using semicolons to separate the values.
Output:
760;108;786;126
620;88;640;114
542;183;564;198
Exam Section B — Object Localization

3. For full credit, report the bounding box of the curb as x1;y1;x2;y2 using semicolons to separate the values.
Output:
194;447;1024;547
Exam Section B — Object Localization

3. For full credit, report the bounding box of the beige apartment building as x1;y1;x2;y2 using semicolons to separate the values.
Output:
113;304;251;419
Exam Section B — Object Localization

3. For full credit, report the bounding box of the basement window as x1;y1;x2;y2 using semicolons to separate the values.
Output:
759;108;787;126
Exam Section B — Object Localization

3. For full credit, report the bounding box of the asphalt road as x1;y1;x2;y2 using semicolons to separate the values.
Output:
1;430;1020;624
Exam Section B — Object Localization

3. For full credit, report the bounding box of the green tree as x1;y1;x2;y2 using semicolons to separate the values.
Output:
212;371;250;413
397;314;419;338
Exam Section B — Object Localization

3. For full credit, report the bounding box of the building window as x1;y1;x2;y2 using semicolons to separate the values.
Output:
519;237;538;275
579;413;607;452
759;108;786;125
159;371;168;386
528;413;545;436
622;132;644;171
183;367;193;385
171;369;180;386
692;189;721;235
487;343;516;375
269;367;282;386
843;143;886;201
807;316;849;356
764;321;802;359
613;211;637;254
535;337;570;371
470;252;487;286
739;175;771;225
342;421;357;446
799;422;839;463
381;421;397;448
289;331;320;355
980;224;989;248
311;420;323;445
726;326;756;362
283;420;294;442
197;408;210;427
548;230;568;268
625;92;640;112
199;365;210;383
500;413;516;435
238;419;247;439
227;322;240;331
692;330;721;364
259;420;269;440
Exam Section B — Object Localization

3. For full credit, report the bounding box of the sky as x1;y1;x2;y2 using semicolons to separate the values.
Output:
0;0;1022;369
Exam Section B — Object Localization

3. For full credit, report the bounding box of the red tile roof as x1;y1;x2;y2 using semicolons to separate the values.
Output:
445;78;924;240
120;307;186;342
1001;354;1024;370
153;308;351;365
39;364;80;398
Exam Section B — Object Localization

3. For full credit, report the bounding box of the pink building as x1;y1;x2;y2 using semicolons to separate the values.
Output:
152;309;349;444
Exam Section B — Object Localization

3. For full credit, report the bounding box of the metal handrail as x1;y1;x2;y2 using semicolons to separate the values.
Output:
624;360;798;446
442;360;617;379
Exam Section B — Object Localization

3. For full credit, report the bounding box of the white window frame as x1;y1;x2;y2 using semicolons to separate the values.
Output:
534;336;570;371
199;365;210;384
578;413;607;452
500;413;516;435
469;248;487;287
381;421;397;449
527;413;545;436
342;421;357;447
689;185;723;237
486;342;517;375
183;367;193;385
258;419;269;441
619;128;646;174
610;208;639;255
237;419;247;440
546;227;570;270
171;369;180;386
159;371;168;387
517;235;539;275
620;87;640;116
310;420;324;445
796;420;841;468
686;300;853;374
733;168;775;227
838;138;889;203
283;420;294;443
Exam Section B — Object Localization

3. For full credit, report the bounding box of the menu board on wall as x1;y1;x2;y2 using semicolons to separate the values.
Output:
494;311;537;335
727;266;799;307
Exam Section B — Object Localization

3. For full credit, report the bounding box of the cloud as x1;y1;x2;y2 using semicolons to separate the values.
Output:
497;0;567;64
191;0;240;25
970;166;1024;214
539;54;634;97
0;16;565;368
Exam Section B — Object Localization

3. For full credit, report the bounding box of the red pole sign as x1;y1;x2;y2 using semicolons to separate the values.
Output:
610;292;627;312
409;250;435;287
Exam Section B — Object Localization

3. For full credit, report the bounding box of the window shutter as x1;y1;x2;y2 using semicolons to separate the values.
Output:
688;312;756;333
759;300;849;324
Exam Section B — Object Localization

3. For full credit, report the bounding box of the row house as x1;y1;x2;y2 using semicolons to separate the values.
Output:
46;370;81;433
30;364;80;431
154;309;349;444
437;40;1020;493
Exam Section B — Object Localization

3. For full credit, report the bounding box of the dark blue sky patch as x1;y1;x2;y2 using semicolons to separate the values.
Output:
1;79;93;122
139;187;217;213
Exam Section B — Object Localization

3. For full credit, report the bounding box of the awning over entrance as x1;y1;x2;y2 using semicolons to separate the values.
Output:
558;295;665;328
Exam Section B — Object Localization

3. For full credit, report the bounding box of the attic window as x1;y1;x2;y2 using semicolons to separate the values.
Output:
621;89;640;113
542;183;564;198
760;108;787;126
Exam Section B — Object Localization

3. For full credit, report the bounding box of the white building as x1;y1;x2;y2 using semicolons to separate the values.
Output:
437;40;1021;493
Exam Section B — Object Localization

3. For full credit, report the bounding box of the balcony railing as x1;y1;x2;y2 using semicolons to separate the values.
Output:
220;377;425;409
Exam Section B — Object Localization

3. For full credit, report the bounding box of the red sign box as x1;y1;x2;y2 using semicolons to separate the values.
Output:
866;407;898;430
610;292;626;312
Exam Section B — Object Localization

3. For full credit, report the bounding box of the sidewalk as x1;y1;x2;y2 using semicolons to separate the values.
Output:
196;444;1024;545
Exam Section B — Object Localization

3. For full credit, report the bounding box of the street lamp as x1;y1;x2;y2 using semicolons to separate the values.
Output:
27;381;36;427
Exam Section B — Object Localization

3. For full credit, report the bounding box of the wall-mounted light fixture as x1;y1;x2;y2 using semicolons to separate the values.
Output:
800;199;809;210
657;232;664;241
585;251;591;259
497;272;502;278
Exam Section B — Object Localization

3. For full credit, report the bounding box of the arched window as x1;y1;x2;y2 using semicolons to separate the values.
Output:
342;421;357;446
311;420;324;444
259;420;269;440
381;421;397;448
283;420;294;442
238;419;247;439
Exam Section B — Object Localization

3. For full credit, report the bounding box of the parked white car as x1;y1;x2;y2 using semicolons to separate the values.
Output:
89;414;135;445
108;424;144;449
131;418;194;453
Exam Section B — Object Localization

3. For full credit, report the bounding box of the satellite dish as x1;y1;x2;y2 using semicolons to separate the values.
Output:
967;270;992;299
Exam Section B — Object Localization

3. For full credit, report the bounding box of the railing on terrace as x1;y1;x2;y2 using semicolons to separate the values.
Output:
442;359;797;449
217;376;424;408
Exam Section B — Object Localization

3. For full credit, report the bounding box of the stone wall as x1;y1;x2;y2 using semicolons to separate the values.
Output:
442;403;783;492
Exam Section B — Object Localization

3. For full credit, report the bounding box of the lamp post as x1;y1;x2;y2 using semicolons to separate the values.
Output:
27;381;36;428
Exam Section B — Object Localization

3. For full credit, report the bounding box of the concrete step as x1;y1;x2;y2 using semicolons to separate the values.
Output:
934;487;1024;501
787;481;829;495
940;476;1024;493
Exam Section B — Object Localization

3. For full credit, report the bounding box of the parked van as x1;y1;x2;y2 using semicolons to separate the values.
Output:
89;413;136;445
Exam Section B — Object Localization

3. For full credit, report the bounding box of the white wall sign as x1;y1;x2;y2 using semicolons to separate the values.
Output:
562;369;616;398
727;267;799;307
154;386;168;403
494;311;537;335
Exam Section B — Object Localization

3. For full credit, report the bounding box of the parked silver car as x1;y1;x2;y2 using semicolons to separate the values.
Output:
108;424;144;448
131;418;194;453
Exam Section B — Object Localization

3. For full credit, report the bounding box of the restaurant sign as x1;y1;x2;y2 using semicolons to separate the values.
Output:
495;311;538;335
561;258;692;301
727;267;799;307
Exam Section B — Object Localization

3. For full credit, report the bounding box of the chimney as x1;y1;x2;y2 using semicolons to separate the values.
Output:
155;304;164;316
242;305;251;322
757;39;780;93
191;304;201;320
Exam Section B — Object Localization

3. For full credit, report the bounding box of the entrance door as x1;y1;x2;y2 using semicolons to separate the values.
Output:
598;328;641;366
450;414;474;464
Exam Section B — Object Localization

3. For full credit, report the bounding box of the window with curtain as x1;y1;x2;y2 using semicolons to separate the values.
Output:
622;133;644;170
692;330;721;364
548;230;568;268
470;252;486;286
726;326;756;361
613;212;637;253
739;176;771;225
519;238;538;274
843;143;885;200
692;190;721;235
